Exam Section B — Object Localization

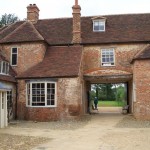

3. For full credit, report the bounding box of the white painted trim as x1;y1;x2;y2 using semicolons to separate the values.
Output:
0;61;10;75
26;81;57;108
133;82;136;102
10;47;18;66
0;91;8;128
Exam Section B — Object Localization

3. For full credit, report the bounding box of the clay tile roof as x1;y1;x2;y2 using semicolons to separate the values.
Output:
0;13;150;44
0;74;16;83
0;21;44;43
132;45;150;61
0;25;8;32
81;13;150;44
34;18;72;45
0;21;24;41
17;46;82;79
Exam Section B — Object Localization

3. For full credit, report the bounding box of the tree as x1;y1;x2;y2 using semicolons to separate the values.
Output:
91;83;116;101
116;84;126;106
0;13;20;27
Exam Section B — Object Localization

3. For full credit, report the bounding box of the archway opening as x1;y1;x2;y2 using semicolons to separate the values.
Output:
89;83;128;114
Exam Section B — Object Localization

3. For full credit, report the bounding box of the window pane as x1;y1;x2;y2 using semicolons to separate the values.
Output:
32;84;36;88
51;84;55;88
101;49;114;65
12;48;17;53
51;95;54;99
99;25;104;31
41;97;45;102
51;100;55;105
47;95;50;99
94;21;105;31
37;83;40;88
32;96;36;102
37;97;40;102
94;26;99;31
41;83;44;88
102;58;106;62
2;62;6;73
47;100;50;105
12;54;17;65
6;63;9;74
0;61;1;73
47;83;50;88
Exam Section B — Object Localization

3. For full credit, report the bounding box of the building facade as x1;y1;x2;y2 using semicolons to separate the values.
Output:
0;1;150;127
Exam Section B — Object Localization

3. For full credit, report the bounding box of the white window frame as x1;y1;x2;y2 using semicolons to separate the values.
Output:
26;81;57;108
101;48;115;66
11;47;18;66
93;20;105;32
0;61;9;75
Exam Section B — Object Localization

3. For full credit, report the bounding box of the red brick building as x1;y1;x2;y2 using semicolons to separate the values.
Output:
0;1;150;125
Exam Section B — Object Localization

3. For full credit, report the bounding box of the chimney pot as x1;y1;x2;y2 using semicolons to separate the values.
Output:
27;4;40;23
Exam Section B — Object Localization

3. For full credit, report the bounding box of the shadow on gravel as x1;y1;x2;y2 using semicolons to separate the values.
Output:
9;115;92;130
115;114;150;128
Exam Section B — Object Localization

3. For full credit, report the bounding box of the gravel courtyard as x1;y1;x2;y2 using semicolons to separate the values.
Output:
1;113;150;150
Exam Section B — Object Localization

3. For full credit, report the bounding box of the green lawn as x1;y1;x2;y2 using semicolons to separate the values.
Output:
98;100;124;107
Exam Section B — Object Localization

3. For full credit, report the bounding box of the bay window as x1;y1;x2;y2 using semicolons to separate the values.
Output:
26;81;57;107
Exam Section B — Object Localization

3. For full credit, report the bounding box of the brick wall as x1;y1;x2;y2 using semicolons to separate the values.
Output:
1;42;47;75
82;43;147;115
72;4;81;44
17;77;82;121
83;44;146;73
133;60;150;120
27;4;39;23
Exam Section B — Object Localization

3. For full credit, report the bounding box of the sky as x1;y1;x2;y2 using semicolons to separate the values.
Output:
0;0;150;20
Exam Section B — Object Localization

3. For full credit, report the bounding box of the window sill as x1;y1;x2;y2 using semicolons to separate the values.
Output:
26;105;57;108
101;65;115;67
0;73;10;76
11;65;17;67
93;30;105;32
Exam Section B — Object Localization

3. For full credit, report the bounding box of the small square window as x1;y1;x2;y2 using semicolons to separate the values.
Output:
101;48;115;66
93;20;105;32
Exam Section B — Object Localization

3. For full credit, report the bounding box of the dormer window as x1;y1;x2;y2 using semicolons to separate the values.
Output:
93;20;105;32
0;61;9;75
92;16;106;32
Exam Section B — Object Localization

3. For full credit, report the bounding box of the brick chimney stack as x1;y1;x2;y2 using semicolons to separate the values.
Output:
72;0;81;44
27;4;40;23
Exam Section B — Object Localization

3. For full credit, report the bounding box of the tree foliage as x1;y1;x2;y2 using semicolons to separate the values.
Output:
116;85;126;105
0;13;20;27
91;83;126;102
91;83;116;101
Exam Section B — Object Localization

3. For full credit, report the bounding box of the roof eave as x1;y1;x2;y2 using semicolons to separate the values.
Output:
16;75;79;80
